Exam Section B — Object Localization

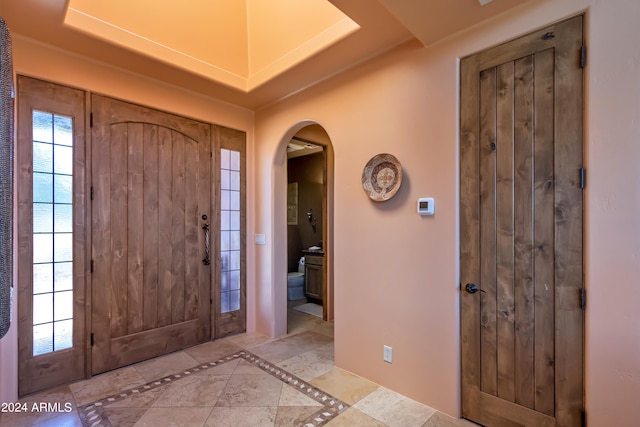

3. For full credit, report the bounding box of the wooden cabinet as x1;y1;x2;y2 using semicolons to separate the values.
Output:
304;254;323;301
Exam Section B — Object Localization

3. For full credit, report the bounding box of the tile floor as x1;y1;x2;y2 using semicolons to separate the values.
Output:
0;309;477;427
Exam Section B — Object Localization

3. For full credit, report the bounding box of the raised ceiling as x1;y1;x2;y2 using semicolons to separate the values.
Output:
0;0;532;109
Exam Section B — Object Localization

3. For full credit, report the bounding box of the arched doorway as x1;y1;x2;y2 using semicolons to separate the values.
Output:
275;123;334;336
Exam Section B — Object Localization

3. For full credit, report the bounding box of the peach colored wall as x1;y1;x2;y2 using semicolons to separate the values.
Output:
0;36;256;403
254;0;640;423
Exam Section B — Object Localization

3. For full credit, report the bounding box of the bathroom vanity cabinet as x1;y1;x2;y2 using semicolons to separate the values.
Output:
304;254;323;302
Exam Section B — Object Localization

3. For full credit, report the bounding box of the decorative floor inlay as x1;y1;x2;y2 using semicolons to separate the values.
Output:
78;350;349;427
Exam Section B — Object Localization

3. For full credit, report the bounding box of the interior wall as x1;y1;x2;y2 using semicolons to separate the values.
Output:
254;0;640;423
0;36;255;403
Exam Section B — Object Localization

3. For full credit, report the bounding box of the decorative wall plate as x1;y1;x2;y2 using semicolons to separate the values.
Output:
361;153;403;201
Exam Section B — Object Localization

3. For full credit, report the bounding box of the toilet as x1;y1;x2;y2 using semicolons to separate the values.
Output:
287;257;305;300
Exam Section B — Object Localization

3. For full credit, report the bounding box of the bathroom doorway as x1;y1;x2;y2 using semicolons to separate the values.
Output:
285;125;333;332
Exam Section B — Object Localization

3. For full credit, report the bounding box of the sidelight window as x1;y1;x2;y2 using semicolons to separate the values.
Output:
220;148;241;313
31;111;74;356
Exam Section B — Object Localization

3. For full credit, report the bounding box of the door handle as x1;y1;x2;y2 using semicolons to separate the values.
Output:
465;283;485;294
202;214;210;266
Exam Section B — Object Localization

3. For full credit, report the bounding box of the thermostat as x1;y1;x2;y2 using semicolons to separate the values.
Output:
417;198;434;216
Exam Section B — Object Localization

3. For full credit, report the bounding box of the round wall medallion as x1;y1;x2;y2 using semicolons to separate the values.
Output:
361;153;403;201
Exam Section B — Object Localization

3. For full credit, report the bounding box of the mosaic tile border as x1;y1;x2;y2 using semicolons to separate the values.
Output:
78;350;348;427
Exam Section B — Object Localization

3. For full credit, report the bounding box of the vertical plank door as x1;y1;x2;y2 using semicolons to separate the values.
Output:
91;95;211;374
460;16;584;426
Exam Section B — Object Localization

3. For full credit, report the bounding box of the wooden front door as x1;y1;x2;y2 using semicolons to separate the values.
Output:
460;16;584;426
91;95;212;374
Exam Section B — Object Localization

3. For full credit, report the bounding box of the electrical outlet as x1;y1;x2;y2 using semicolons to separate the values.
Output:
383;345;393;363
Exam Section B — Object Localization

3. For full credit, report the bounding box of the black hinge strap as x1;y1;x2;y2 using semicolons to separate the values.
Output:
581;288;586;310
90;259;94;274
90;112;94;128
90;186;94;201
90;333;94;346
581;45;587;68
580;168;586;189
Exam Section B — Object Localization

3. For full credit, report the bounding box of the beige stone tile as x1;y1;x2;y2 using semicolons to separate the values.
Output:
205;407;277;427
216;374;283;407
226;332;273;350
278;384;323;407
276;348;334;382
313;320;335;339
70;367;147;406
280;330;333;353
108;386;166;408
133;351;199;382
102;407;147;427
275;406;321;427
233;359;270;375
134;406;212;427
353;386;437;427
310;368;379;405
152;374;229;407
32;411;82;427
324;407;387;427
250;339;308;364
422;411;479;427
184;339;244;363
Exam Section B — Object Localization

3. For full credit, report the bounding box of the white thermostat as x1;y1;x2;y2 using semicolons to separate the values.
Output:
417;198;434;216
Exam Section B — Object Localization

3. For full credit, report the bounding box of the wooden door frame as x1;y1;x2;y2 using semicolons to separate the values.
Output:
459;15;585;426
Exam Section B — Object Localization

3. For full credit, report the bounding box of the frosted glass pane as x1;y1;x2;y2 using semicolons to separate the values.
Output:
34;173;53;203
33;203;53;233
54;204;73;233
54;233;73;262
221;210;230;231
54;290;73;321
221;271;229;292
53;145;73;175
33;263;53;294
221;149;230;170
221;231;230;251
230;231;240;251
230;270;240;291
230;171;240;191
221;190;230;210
221;251;230;271
230;150;240;171
229;290;240;312
33;293;53;324
54;320;73;351
230;211;240;231
54;262;73;291
221;292;230;313
54;115;73;147
33;323;53;356
221;169;230;190
33;111;53;143
54;175;72;204
33;142;53;173
230;250;240;270
33;234;53;263
230;190;240;210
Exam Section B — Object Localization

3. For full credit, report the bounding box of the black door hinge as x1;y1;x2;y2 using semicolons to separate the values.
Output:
90;259;94;274
210;298;213;305
581;288;586;310
90;112;94;128
90;186;94;201
581;409;586;427
580;168;586;189
90;333;94;346
581;45;587;68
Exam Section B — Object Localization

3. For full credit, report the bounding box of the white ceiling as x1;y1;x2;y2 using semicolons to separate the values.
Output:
0;0;532;110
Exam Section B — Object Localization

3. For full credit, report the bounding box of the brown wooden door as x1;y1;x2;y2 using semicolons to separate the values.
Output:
17;76;88;395
460;16;584;426
91;95;212;374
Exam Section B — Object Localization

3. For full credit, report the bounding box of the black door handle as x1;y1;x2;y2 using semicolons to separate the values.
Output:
465;283;485;294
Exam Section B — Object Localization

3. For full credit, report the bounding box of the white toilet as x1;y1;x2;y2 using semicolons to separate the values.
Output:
287;257;305;300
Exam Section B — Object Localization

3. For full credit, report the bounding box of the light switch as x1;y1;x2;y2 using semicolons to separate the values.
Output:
255;234;266;245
